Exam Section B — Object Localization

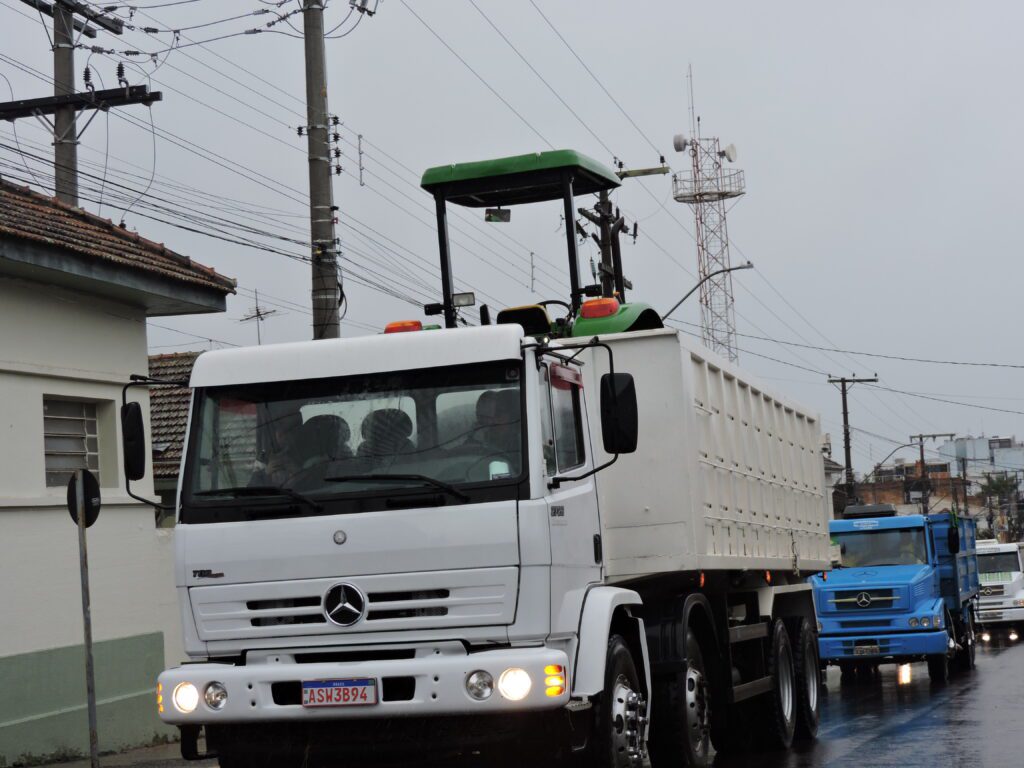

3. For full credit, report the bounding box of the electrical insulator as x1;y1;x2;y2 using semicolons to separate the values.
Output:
297;127;305;136
333;148;341;159
334;165;342;176
332;133;340;142
83;66;92;87
116;62;125;80
331;116;340;126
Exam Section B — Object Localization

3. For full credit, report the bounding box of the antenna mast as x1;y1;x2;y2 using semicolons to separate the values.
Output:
672;66;745;362
239;290;278;346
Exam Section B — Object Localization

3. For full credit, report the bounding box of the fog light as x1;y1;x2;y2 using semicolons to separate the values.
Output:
498;668;532;701
204;682;228;710
898;664;912;685
1010;631;1019;642
544;665;566;697
909;617;919;628
172;682;199;714
465;670;494;701
920;617;931;628
981;632;991;643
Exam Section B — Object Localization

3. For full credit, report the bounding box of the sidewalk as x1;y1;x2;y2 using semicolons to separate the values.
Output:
31;743;216;768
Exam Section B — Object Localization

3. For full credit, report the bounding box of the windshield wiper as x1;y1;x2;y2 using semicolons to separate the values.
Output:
195;486;322;512
324;473;470;502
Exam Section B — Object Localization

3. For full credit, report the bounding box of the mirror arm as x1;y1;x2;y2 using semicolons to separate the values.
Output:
549;454;618;490
121;375;190;512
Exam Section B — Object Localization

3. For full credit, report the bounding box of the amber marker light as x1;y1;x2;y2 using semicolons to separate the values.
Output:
699;571;705;589
580;297;620;319
157;682;164;714
384;320;423;334
544;665;566;697
765;571;772;584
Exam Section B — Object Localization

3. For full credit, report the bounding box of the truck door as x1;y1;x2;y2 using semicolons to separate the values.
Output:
540;363;602;635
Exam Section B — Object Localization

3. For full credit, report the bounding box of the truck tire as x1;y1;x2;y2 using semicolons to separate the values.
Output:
760;618;797;750
581;634;646;768
927;653;949;684
787;617;820;741
955;612;976;671
648;627;711;767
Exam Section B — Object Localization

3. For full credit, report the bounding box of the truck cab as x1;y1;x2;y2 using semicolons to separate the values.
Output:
811;509;979;682
976;540;1024;639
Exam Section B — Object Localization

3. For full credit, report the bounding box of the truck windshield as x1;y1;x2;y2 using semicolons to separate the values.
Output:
978;552;1022;574
833;528;928;567
180;360;525;522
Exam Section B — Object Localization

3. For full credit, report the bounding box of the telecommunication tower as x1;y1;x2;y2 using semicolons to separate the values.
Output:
671;75;745;362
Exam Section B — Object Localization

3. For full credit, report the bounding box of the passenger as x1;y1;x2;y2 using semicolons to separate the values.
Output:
252;410;303;486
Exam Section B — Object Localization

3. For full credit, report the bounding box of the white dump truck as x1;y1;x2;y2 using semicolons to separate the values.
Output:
976;539;1024;638
124;151;830;767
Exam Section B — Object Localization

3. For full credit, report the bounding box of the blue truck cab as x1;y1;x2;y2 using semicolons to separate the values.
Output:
811;508;979;682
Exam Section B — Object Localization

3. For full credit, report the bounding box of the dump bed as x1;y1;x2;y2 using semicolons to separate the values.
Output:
570;328;831;580
928;512;979;610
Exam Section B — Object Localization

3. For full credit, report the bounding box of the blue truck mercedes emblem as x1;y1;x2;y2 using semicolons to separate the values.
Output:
855;591;872;608
323;583;366;627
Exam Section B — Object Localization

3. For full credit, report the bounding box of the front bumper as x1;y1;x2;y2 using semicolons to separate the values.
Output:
819;629;949;661
158;645;570;725
977;605;1024;627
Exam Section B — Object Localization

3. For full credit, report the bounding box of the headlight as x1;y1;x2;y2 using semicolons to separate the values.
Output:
172;682;199;714
1013;599;1024;607
497;668;532;701
935;615;943;627
204;682;228;710
920;617;931;628
909;617;919;628
465;670;494;701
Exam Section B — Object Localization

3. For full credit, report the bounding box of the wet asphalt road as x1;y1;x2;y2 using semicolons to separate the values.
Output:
68;629;1024;768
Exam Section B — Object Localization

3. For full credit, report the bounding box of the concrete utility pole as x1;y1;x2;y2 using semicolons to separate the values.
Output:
828;375;879;511
302;0;340;339
2;2;157;207
911;433;956;512
53;3;77;204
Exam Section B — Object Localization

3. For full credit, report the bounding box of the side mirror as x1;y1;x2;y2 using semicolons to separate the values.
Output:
121;401;147;481
600;373;638;454
947;526;960;555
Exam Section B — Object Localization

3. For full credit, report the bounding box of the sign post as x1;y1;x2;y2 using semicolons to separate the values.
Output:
68;468;101;768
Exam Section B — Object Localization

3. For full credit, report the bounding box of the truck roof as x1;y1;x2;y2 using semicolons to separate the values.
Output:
190;324;526;387
831;514;927;533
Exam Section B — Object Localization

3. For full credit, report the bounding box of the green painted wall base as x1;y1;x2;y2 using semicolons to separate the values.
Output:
0;633;175;767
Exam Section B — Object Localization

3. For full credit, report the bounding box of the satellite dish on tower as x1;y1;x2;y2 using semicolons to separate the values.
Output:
672;134;689;152
722;144;737;163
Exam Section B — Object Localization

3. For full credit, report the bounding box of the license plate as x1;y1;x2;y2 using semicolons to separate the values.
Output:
301;678;377;707
854;645;879;656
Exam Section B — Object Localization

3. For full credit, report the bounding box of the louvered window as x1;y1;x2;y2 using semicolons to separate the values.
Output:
43;399;100;487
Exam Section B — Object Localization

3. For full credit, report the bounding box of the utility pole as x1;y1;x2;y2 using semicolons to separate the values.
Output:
2;1;158;206
828;375;879;512
302;0;340;339
910;433;955;513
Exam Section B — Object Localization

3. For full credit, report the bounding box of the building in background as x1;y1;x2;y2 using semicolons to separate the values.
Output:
0;180;234;763
149;352;202;520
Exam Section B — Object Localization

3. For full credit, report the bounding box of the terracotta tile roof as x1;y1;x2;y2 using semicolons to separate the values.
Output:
0;179;235;294
149;351;201;480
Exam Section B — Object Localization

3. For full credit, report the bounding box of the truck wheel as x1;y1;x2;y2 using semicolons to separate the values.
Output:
648;627;711;767
584;634;646;768
787;617;820;741
760;619;797;750
927;653;949;684
955;612;976;671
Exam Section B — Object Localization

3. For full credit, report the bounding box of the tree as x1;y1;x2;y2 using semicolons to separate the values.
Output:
978;474;1021;541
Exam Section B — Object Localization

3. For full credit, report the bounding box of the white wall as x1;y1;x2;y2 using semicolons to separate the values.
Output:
0;277;184;665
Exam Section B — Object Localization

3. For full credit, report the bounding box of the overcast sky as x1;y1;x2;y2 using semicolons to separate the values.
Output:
3;0;1024;474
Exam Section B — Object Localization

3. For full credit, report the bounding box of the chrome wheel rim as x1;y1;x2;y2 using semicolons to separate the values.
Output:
805;644;819;714
684;663;711;757
609;676;646;767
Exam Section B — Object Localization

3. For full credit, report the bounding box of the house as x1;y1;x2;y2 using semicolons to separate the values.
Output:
0;180;235;764
149;351;202;519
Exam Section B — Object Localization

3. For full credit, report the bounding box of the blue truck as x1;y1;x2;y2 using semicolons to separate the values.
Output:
811;507;979;683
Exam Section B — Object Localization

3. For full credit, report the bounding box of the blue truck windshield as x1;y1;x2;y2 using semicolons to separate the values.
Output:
833;529;928;567
180;361;525;522
978;552;1021;574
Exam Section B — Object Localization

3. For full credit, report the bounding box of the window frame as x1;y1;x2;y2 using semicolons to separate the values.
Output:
542;362;587;474
42;397;101;489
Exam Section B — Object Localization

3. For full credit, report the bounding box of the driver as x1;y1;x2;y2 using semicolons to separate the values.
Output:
474;389;521;471
251;410;303;486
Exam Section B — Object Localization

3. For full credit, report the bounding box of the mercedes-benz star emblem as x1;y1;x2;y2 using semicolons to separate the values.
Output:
855;591;873;608
983;587;993;596
333;530;347;545
323;583;366;627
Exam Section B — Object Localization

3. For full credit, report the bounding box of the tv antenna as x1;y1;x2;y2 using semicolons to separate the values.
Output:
239;290;278;345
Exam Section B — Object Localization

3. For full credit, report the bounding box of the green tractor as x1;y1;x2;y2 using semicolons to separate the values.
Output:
420;149;665;338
